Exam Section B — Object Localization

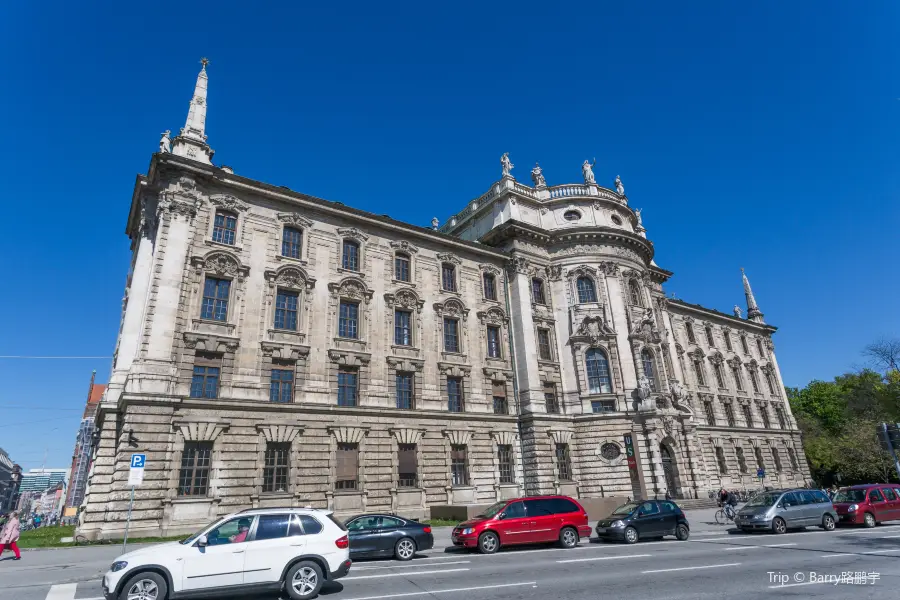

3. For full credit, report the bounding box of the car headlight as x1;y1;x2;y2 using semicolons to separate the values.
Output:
111;561;128;572
848;504;858;512
610;520;624;528
461;528;474;535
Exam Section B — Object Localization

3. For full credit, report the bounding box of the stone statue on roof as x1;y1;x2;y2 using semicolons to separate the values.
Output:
733;305;743;318
159;130;171;153
531;163;546;187
500;153;514;177
582;159;596;184
615;175;625;196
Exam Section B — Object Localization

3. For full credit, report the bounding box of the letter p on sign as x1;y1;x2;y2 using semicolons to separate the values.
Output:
131;454;146;468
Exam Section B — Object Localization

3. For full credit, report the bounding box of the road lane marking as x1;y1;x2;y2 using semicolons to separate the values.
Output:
878;534;900;539
698;524;900;542
768;580;827;589
338;581;537;600
45;585;78;600
864;548;900;554
353;560;470;571
343;568;469;581
724;542;797;551
821;553;855;558
642;562;740;574
557;554;652;563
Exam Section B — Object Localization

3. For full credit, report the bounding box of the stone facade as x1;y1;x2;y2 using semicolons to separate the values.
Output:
78;65;811;540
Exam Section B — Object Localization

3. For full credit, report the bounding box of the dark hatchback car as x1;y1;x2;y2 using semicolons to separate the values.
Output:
595;500;690;544
345;514;434;561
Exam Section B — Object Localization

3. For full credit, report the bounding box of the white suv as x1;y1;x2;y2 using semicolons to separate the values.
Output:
102;508;351;600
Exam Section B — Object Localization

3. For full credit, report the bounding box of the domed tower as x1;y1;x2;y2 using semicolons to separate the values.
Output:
441;157;696;501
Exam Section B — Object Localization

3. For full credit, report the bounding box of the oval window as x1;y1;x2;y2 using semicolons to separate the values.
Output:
610;214;623;226
563;210;581;222
600;443;621;460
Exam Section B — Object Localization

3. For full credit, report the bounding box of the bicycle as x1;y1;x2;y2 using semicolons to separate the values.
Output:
715;504;736;525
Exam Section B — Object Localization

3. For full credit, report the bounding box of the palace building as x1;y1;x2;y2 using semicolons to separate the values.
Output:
78;62;810;539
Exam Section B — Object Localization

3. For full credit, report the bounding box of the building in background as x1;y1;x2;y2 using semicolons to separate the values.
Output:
64;371;106;514
17;468;69;514
0;448;21;512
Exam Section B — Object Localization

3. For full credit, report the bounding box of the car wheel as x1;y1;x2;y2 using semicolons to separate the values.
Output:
119;572;167;600
864;512;876;528
772;517;787;535
624;526;639;544
395;537;417;561
821;514;835;531
559;527;579;549
478;531;500;554
285;560;324;600
675;524;690;541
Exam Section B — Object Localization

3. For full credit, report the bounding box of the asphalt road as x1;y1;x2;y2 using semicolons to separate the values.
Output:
4;519;900;600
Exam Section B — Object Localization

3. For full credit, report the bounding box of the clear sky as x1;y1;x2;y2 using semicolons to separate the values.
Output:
1;1;898;470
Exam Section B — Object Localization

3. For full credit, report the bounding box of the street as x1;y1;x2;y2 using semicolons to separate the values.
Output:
3;515;900;600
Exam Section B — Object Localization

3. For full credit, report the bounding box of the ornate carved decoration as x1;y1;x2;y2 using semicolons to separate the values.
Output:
491;430;517;446
390;428;425;445
479;263;502;276
708;351;725;366
337;227;369;242
443;429;472;446
546;265;563;281
505;256;530;275
157;195;199;219
277;212;313;229
433;297;469;320
674;342;685;356
174;418;230;442
572;315;616;345
256;424;303;443
688;347;706;359
260;341;310;361
436;252;462;265
482;367;513;381
386;356;424;371
565;264;598;280
390;240;419;254
265;265;316;291
209;193;248;213
327;349;371;367
193;251;249;279
328;426;369;444
328;278;373;303
548;429;573;445
727;356;743;368
477;306;508;326
385;288;424;313
629;308;661;344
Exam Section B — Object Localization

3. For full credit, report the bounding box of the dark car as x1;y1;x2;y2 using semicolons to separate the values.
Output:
595;500;690;544
345;514;434;561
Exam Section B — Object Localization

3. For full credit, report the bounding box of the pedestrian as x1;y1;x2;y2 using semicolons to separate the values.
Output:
0;510;21;560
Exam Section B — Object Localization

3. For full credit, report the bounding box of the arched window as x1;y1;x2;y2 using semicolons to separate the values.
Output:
585;348;612;394
629;280;642;306
576;276;597;303
212;210;237;245
641;349;656;391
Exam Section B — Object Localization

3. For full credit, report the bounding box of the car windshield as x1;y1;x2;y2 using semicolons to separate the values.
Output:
744;492;780;508
833;489;867;503
180;517;223;545
611;502;640;516
475;501;509;519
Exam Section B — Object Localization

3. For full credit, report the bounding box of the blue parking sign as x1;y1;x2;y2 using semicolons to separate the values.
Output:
131;454;146;468
757;468;765;479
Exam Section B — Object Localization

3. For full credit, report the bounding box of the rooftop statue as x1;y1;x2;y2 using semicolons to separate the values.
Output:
615;175;625;196
582;159;596;184
531;163;546;187
500;152;514;177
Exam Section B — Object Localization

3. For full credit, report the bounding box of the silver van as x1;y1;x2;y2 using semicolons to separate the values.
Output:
734;488;837;534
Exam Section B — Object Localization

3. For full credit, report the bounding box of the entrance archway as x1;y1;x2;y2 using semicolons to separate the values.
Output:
660;443;678;498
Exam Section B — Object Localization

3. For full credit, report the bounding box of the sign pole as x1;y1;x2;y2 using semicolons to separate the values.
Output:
123;485;134;553
881;423;900;482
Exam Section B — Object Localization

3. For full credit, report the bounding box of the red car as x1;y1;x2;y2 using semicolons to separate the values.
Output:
451;495;592;554
833;484;900;527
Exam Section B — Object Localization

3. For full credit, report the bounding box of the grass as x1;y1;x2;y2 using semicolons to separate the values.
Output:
422;519;460;527
16;525;184;549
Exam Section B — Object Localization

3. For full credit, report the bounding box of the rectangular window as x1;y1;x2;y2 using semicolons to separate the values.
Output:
447;377;464;412
742;404;754;428
724;403;736;427
740;336;749;354
704;401;716;425
714;364;726;388
531;278;546;304
451;445;469;486
556;443;573;481
398;444;418;488
705;327;715;347
282;226;302;259
725;332;733;352
337;369;358;407
190;353;221;399
492;381;507;414
756;338;765;356
544;383;560;414
693;360;705;386
441;263;456;291
776;406;787;429
766;371;776;395
732;367;744;391
443;318;459;353
339;301;359;339
394;310;412;346
274;290;299;330
759;405;771;428
537;329;552;361
201;277;230;321
335;442;358;490
486;325;501;358
498;444;514;484
178;442;212;496
262;442;290;493
270;367;294;403
483;273;496;300
342;241;359;271
394;254;410;282
396;372;414;409
686;324;696;344
212;212;237;245
749;370;760;393
591;400;616;413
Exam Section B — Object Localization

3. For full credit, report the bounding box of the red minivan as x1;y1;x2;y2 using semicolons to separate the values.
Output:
451;495;592;554
833;484;900;527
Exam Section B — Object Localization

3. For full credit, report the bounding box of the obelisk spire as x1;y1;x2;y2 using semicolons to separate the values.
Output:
741;268;765;323
171;58;215;164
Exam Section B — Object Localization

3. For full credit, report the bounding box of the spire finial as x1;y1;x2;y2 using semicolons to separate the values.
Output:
200;57;209;69
741;268;765;323
170;59;215;164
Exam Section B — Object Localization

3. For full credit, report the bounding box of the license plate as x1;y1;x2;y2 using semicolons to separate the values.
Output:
596;528;606;534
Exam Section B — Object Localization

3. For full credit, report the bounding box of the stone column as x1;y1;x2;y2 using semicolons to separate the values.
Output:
504;257;542;412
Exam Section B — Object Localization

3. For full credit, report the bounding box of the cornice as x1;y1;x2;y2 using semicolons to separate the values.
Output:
669;299;777;332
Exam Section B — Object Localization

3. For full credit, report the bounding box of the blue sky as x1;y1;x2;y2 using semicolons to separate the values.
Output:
1;1;898;470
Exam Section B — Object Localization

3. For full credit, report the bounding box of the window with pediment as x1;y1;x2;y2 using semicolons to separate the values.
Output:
212;210;237;245
586;348;612;394
394;253;411;282
435;298;469;356
576;276;597;303
641;348;657;391
192;251;248;326
483;272;497;300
